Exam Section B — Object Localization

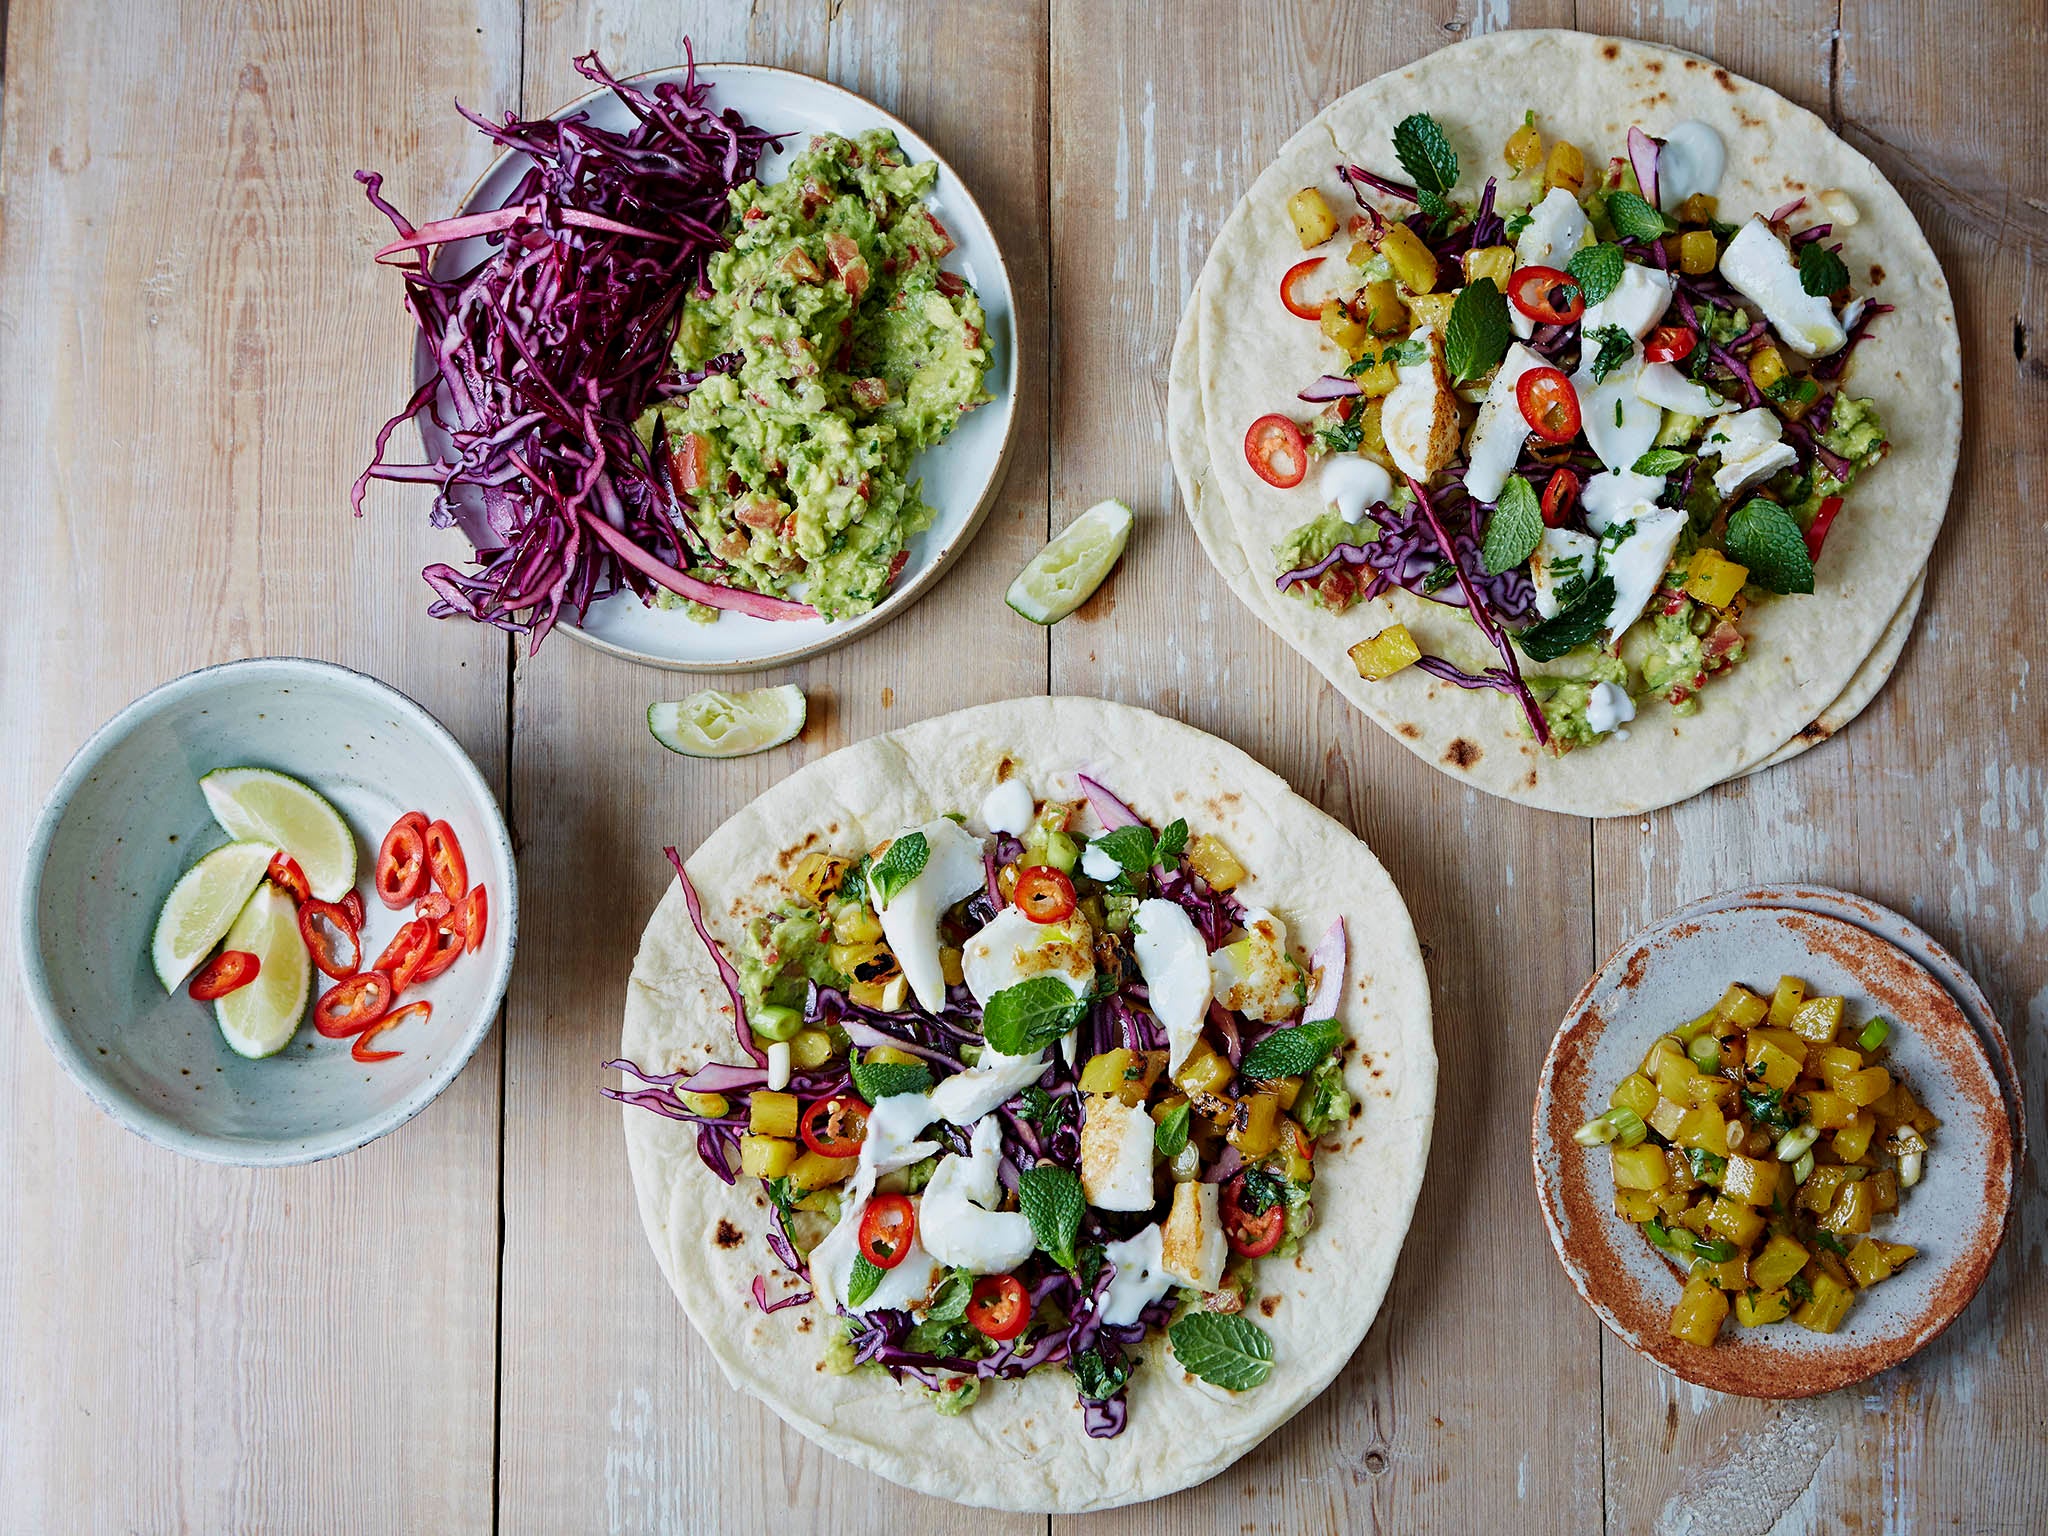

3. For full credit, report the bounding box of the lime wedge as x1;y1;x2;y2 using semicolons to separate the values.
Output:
200;767;357;900
151;840;277;991
649;686;807;759
213;881;311;1058
1006;499;1134;624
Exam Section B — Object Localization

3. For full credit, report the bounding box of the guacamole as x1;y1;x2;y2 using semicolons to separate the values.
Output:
637;129;993;620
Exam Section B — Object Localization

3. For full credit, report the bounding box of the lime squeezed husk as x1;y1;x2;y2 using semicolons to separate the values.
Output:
1006;499;1134;623
200;767;357;901
648;685;808;759
212;880;311;1059
150;839;277;991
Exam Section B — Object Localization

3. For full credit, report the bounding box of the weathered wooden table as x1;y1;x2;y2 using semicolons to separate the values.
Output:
3;1;2040;1530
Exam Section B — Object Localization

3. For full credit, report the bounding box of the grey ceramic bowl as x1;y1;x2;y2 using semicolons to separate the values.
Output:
19;657;517;1165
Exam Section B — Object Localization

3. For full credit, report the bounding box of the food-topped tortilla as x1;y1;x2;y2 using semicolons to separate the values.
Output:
1171;30;1961;817
611;697;1435;1512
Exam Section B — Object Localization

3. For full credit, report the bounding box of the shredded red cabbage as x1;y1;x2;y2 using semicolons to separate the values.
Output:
665;845;765;1065
752;1274;813;1314
1405;476;1549;744
1338;162;1419;205
355;49;809;648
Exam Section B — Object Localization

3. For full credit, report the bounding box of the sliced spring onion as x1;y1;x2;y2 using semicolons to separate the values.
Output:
1686;1147;1727;1185
1573;1106;1649;1148
1693;1235;1737;1263
1792;1150;1815;1185
1686;1033;1723;1072
1775;1123;1823;1162
1675;1007;1721;1043
1857;1016;1892;1052
1644;1220;1697;1258
1900;1150;1924;1188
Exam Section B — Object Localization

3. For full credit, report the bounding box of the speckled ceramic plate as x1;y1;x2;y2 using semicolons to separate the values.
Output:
1532;903;2013;1398
1665;884;2024;1170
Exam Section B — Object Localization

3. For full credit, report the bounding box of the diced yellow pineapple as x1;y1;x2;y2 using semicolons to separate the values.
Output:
1751;1233;1810;1292
1462;245;1515;289
787;1149;859;1193
1320;299;1368;355
1612;1145;1671;1190
749;1090;799;1139
1684;549;1749;611
789;1027;834;1070
1789;995;1845;1043
739;1134;798;1179
1839;1067;1894;1108
788;850;851;906
1648;1097;1689;1141
1800;1165;1854;1215
1746;1038;1803;1092
1766;975;1806;1026
1610;1072;1660;1119
1504;119;1543;177
1405;292;1457;333
1358;279;1408;335
1350;359;1399;397
1349;624;1422;681
1707;1195;1765;1247
1543;140;1586;193
1818;1177;1875;1235
1833;1113;1876;1163
1185;834;1244;893
1289;186;1339;248
1669;1274;1729;1347
1735;1288;1794;1327
1228;1091;1282;1158
1615;1187;1662;1223
1749;345;1789;395
1793;1271;1855;1333
1374;222;1440;293
1722;1153;1780;1208
1716;984;1771;1029
1678;229;1719;274
1656;1054;1698;1102
1845;1238;1899;1287
1673;1107;1730;1157
1173;1036;1234;1097
1802;1087;1860;1130
1675;193;1719;225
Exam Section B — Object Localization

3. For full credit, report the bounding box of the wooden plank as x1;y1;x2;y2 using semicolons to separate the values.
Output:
1579;2;2048;1530
0;1;518;1530
1047;3;1599;1531
492;1;1051;1528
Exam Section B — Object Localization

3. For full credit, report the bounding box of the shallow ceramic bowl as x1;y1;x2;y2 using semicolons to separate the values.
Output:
19;657;517;1165
1532;903;2013;1397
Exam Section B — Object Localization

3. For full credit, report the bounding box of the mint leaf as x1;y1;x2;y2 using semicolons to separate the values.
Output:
1415;187;1456;234
1515;574;1617;662
1072;1346;1131;1402
1239;1018;1344;1080
1154;818;1188;869
1092;824;1157;874
837;856;870;904
1724;499;1814;594
1392;112;1458;195
1797;241;1849;298
847;1254;885;1308
981;976;1091;1057
1154;1100;1192;1159
1606;189;1669;242
1566;243;1625;306
1481;475;1543;575
850;1053;935;1104
1169;1312;1275;1392
765;1175;800;1219
1016;1164;1085;1270
870;832;929;906
924;1268;974;1324
1235;1167;1287;1215
1018;1084;1072;1129
1631;448;1690;475
1586;323;1634;383
1444;277;1510;384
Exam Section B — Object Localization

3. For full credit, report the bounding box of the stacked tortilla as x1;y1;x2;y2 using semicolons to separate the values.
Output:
1167;29;1960;816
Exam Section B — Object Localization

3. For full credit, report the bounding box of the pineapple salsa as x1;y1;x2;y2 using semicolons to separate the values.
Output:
609;773;1358;1435
1258;108;1890;752
1577;975;1938;1346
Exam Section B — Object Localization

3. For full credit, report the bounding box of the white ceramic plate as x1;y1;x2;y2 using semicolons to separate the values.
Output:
410;64;1018;671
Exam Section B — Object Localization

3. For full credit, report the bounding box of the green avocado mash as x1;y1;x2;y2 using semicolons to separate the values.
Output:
637;129;993;620
1533;653;1630;749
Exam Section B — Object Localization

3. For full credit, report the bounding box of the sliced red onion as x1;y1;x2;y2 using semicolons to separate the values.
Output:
1076;773;1141;830
1769;196;1807;224
664;845;765;1065
839;1018;964;1071
1202;1144;1245;1184
1304;919;1346;1021
1298;374;1364;402
1627;127;1660;210
751;1274;813;1314
680;1060;771;1094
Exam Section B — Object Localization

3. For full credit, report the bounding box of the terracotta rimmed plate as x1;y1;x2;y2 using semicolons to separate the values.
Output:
1666;884;2024;1170
410;63;1019;672
1532;904;2014;1398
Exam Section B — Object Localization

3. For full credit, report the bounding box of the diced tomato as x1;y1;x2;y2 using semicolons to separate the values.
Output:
1516;367;1582;444
1012;866;1077;924
1220;1172;1287;1257
800;1096;870;1159
857;1193;917;1270
1507;265;1585;325
850;377;890;409
265;853;311;906
924;210;956;259
375;812;429;909
675;432;713;495
935;270;966;298
885;549;910;587
1805;495;1844;560
1244;414;1309;489
425;821;468;900
965;1274;1031;1341
188;950;259;1002
314;971;395;1039
1280;256;1327;321
298;899;362;981
1643;325;1697;364
353;1000;429;1064
1541;468;1581;528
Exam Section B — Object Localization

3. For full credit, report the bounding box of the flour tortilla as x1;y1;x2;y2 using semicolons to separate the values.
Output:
1166;305;1928;786
620;696;1436;1512
1171;29;1960;816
